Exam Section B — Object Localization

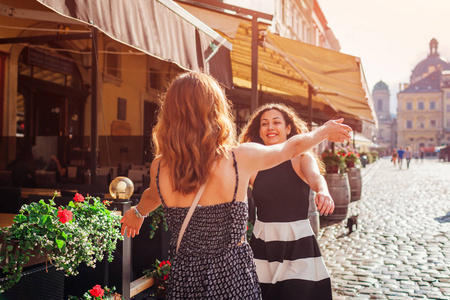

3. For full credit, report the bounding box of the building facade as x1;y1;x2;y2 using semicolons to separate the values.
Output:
397;38;450;155
372;81;396;155
270;0;340;51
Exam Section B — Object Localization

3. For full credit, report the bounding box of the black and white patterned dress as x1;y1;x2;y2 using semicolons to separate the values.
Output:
156;153;261;299
250;160;332;299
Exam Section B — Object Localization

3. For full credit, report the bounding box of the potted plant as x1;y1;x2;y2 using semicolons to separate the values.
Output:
69;284;123;300
0;192;123;291
143;259;171;299
68;284;123;300
344;151;360;168
321;149;345;173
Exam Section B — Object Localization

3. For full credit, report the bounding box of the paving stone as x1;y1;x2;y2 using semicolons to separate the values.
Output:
320;159;450;299
359;287;384;295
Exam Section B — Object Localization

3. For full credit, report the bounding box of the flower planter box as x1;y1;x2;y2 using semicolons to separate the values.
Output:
0;236;49;269
0;263;64;300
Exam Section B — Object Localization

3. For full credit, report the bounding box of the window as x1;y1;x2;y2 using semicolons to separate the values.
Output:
284;1;292;27
378;100;383;111
419;122;425;129
149;68;161;90
447;104;450;112
103;43;123;86
106;47;120;77
430;120;436;128
406;102;412;110
418;102;424;110
446;92;450;98
447;119;450;127
406;120;412;129
430;102;436;110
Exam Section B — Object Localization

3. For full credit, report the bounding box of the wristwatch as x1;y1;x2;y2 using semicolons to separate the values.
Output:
134;206;149;218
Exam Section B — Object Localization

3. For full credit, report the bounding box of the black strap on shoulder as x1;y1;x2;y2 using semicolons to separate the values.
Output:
231;151;238;203
155;160;167;208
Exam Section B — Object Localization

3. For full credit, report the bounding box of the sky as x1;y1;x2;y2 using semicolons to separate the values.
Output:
318;0;450;115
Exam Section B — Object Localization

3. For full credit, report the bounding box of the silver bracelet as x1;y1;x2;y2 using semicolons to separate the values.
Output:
134;206;148;218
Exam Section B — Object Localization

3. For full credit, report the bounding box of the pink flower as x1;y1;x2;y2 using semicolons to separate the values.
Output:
57;209;73;224
73;193;85;203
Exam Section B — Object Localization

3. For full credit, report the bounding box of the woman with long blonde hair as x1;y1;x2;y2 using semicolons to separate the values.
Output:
240;103;334;299
120;72;351;299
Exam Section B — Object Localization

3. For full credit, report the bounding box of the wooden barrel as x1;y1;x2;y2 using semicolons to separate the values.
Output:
323;173;350;221
307;190;320;236
347;168;362;201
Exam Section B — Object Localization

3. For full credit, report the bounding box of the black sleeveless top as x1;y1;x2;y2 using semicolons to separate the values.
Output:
252;160;310;222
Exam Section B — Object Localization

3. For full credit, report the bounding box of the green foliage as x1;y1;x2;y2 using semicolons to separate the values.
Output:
68;285;123;300
246;221;254;242
144;259;171;298
370;150;379;161
321;149;346;173
148;205;168;239
0;192;123;291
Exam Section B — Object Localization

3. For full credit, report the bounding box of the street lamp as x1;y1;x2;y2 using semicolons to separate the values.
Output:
81;47;92;69
109;176;134;201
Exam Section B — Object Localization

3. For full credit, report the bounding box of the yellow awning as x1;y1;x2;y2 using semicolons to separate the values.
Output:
265;33;376;123
178;2;376;125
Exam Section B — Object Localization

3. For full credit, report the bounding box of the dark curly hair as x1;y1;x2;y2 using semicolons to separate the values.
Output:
239;103;325;174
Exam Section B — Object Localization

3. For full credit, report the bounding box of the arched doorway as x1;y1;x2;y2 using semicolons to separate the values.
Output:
16;46;89;182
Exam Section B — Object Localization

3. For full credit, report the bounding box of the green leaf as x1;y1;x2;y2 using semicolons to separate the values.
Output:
69;201;75;208
56;239;65;249
29;216;39;224
40;215;49;224
61;231;68;240
13;215;27;223
6;245;13;252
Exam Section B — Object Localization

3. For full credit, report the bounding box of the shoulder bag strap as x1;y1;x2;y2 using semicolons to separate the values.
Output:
176;162;216;253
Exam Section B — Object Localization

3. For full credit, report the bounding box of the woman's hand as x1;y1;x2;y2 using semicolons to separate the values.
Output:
120;209;145;238
315;192;334;216
322;118;352;143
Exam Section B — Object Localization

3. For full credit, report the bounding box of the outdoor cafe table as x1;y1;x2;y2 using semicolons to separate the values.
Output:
0;213;15;227
20;188;75;199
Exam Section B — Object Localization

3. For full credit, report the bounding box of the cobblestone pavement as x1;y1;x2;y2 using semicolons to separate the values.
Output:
318;158;450;299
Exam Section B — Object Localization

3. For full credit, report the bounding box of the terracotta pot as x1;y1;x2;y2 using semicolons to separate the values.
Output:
346;161;355;168
326;165;339;174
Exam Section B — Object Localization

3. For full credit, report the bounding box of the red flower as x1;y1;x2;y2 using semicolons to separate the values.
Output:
57;208;73;224
89;284;104;298
73;193;85;203
102;200;110;206
163;274;169;280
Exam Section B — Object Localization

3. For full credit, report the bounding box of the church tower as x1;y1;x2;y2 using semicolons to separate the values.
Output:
373;80;391;122
372;80;394;154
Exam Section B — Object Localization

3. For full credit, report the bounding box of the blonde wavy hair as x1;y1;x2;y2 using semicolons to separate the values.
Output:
239;103;325;174
152;72;236;194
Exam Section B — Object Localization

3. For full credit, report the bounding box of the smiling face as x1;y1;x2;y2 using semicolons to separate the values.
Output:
259;109;291;145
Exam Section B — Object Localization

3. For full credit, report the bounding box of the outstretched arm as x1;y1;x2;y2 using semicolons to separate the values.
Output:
238;119;352;175
300;153;334;216
120;158;162;238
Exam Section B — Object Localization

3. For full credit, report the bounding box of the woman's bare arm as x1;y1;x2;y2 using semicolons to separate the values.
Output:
120;159;162;238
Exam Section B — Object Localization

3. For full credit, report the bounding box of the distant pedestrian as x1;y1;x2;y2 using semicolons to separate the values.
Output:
405;146;412;169
420;147;425;162
397;147;405;169
391;148;398;167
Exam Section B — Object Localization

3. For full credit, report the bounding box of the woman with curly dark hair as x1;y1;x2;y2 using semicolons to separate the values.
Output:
121;73;350;299
240;103;333;299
